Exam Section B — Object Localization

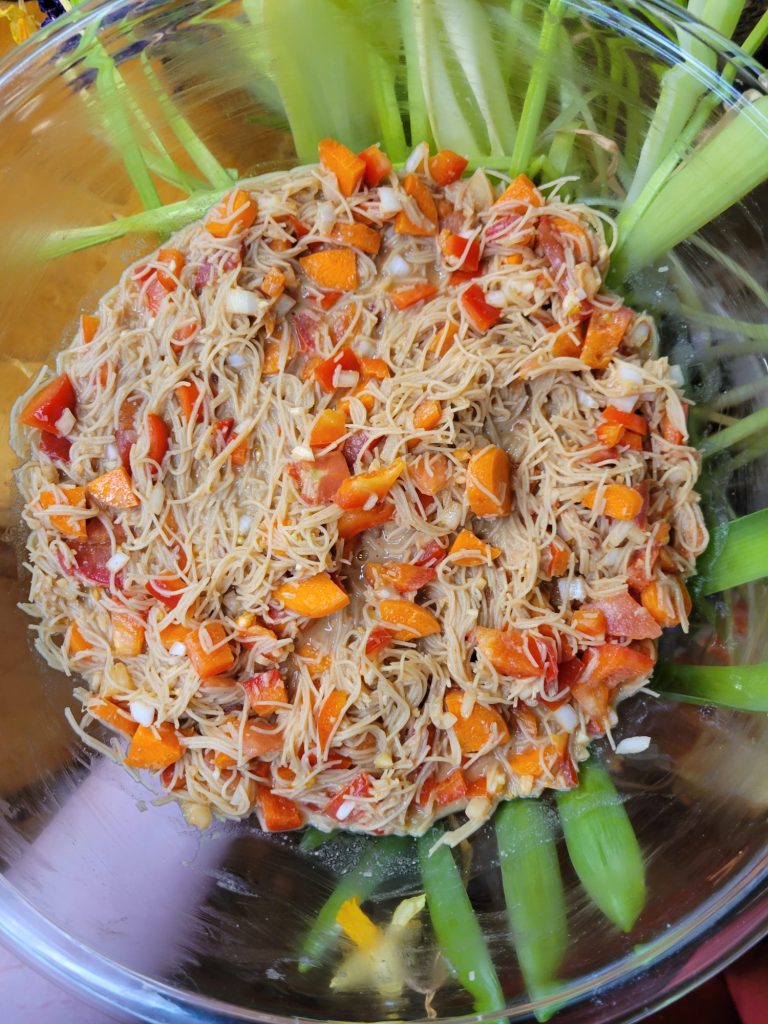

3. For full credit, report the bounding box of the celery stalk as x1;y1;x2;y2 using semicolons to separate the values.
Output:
399;0;433;147
699;407;768;459
510;0;564;176
656;662;768;712
693;509;768;595
496;799;567;1020
556;762;646;933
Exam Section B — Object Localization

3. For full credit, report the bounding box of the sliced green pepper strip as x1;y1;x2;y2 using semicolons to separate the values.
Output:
418;827;505;1021
556;762;645;933
496;799;567;1022
299;835;407;971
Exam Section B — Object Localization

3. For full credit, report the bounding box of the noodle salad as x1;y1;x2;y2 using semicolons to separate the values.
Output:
13;140;707;840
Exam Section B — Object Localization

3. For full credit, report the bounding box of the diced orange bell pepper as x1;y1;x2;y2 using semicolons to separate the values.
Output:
159;622;191;651
439;230;481;271
379;598;440;639
317;688;348;749
551;327;583;358
262;339;283;375
300;249;359;291
429;321;458;358
260;267;286;298
580;643;655;688
240;721;285;759
39;487;88;539
495;173;542;208
81;314;99;343
274;572;349;618
314;346;361;392
206;189;258;238
596;422;625;446
395;174;439;236
475;626;543;677
156;248;186;290
333;458;405;509
541;536;571;578
640;577;691;628
449;528;500;567
242;670;289;714
602;406;647;436
365;626;394;658
571;608;607;638
20;373;77;436
428;149;468;186
581;307;634;369
68;621;92;655
364;562;436;592
86;467;140;510
90;698;138;736
111;611;146;657
412;399;442;431
466;445;512;517
623;431;644;452
125;722;183;770
359;143;393;187
186;622;235;678
409;452;452;495
661;412;685;446
582;483;643;521
256;787;303;831
389;283;438;310
359;357;391;382
310;409;347;448
433;769;467;807
318;138;366;196
177;380;204;423
445;690;509;752
509;734;568;778
460;283;501;333
337;503;395;539
331;222;381;255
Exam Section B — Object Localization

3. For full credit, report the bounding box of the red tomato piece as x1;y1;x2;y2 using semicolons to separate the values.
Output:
590;592;662;640
314;347;361;392
323;772;372;822
288;451;350;505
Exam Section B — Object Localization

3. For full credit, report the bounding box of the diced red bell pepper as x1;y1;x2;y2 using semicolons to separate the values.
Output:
602;406;648;436
460;284;501;332
537;217;566;275
337;503;395;540
256;787;303;832
292;311;320;353
580;643;656;689
590;592;662;640
413;538;448;567
433;769;468;807
288;451;350;505
39;432;72;464
20;374;76;436
439;230;481;271
323;772;372;822
314;347;361;392
147;576;187;608
242;670;289;714
365;627;394;658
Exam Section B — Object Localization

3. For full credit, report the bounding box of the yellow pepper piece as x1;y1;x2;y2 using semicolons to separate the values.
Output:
335;896;381;949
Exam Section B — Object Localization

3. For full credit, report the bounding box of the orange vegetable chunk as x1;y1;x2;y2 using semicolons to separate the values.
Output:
359;144;392;187
581;307;634;369
274;572;349;618
86;467;140;510
449;528;500;566
428;150;468;186
495;173;542;208
337;503;395;539
379;599;440;639
389;283;438;310
331;222;381;255
90;698;138;736
333;458;405;509
186;622;235;677
318;688;348;750
125;722;183;770
466;445;511;516
68;621;92;655
475;626;543;677
445;690;510;752
363;562;436;592
256;787;303;831
111;611;146;657
39;487;87;539
300;249;359;291
81;314;99;343
310;409;347;448
206;189;258;238
318;138;366;197
582;484;643;521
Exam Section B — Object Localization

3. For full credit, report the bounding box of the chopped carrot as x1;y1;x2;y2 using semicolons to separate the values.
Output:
125;722;183;770
156;248;186;290
310;409;347;448
333;458;405;509
641;577;691;628
314;346;361;392
389;282;438;310
412;399;442;431
428;149;468;186
495;173;542;208
177;380;203;423
86;467;139;510
186;622;235;678
359;357;390;381
331;222;381;255
429;321;458;357
206;189;258;238
274;572;349;618
318;138;366;196
359;143;392;187
90;698;138;736
81;314;99;343
409;452;453;495
19;373;76;436
571;608;607;638
439;230;481;271
318;688;348;749
433;769;467;807
242;670;288;714
68;621;92;655
582;483;643;521
466;445;512;517
364;562;436;593
445;690;510;752
337;503;395;539
603;406;647;436
300;249;359;291
581;307;634;369
39;487;87;539
542;536;571;578
260;267;286;298
460;283;501;332
379;599;440;639
475;626;543;677
256;787;303;831
448;528;500;566
111;611;146;657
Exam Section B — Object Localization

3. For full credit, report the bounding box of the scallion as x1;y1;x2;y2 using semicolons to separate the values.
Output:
656;661;768;711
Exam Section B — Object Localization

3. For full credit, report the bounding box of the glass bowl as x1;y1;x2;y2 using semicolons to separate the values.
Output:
0;2;766;1022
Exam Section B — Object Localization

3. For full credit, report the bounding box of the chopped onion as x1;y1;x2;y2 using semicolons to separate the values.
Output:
129;699;154;727
405;141;429;174
105;443;119;461
576;388;599;409
466;796;491;820
553;703;579;732
485;290;507;308
616;735;651;755
226;288;265;316
335;370;359;389
106;551;129;572
291;445;314;461
559;577;586;602
55;408;76;436
226;353;247;369
335;799;355;822
385;253;411;277
315;201;336;235
238;514;253;534
378;187;402;215
616;360;644;386
169;641;187;658
668;363;685;386
610;394;637;413
274;293;296;317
